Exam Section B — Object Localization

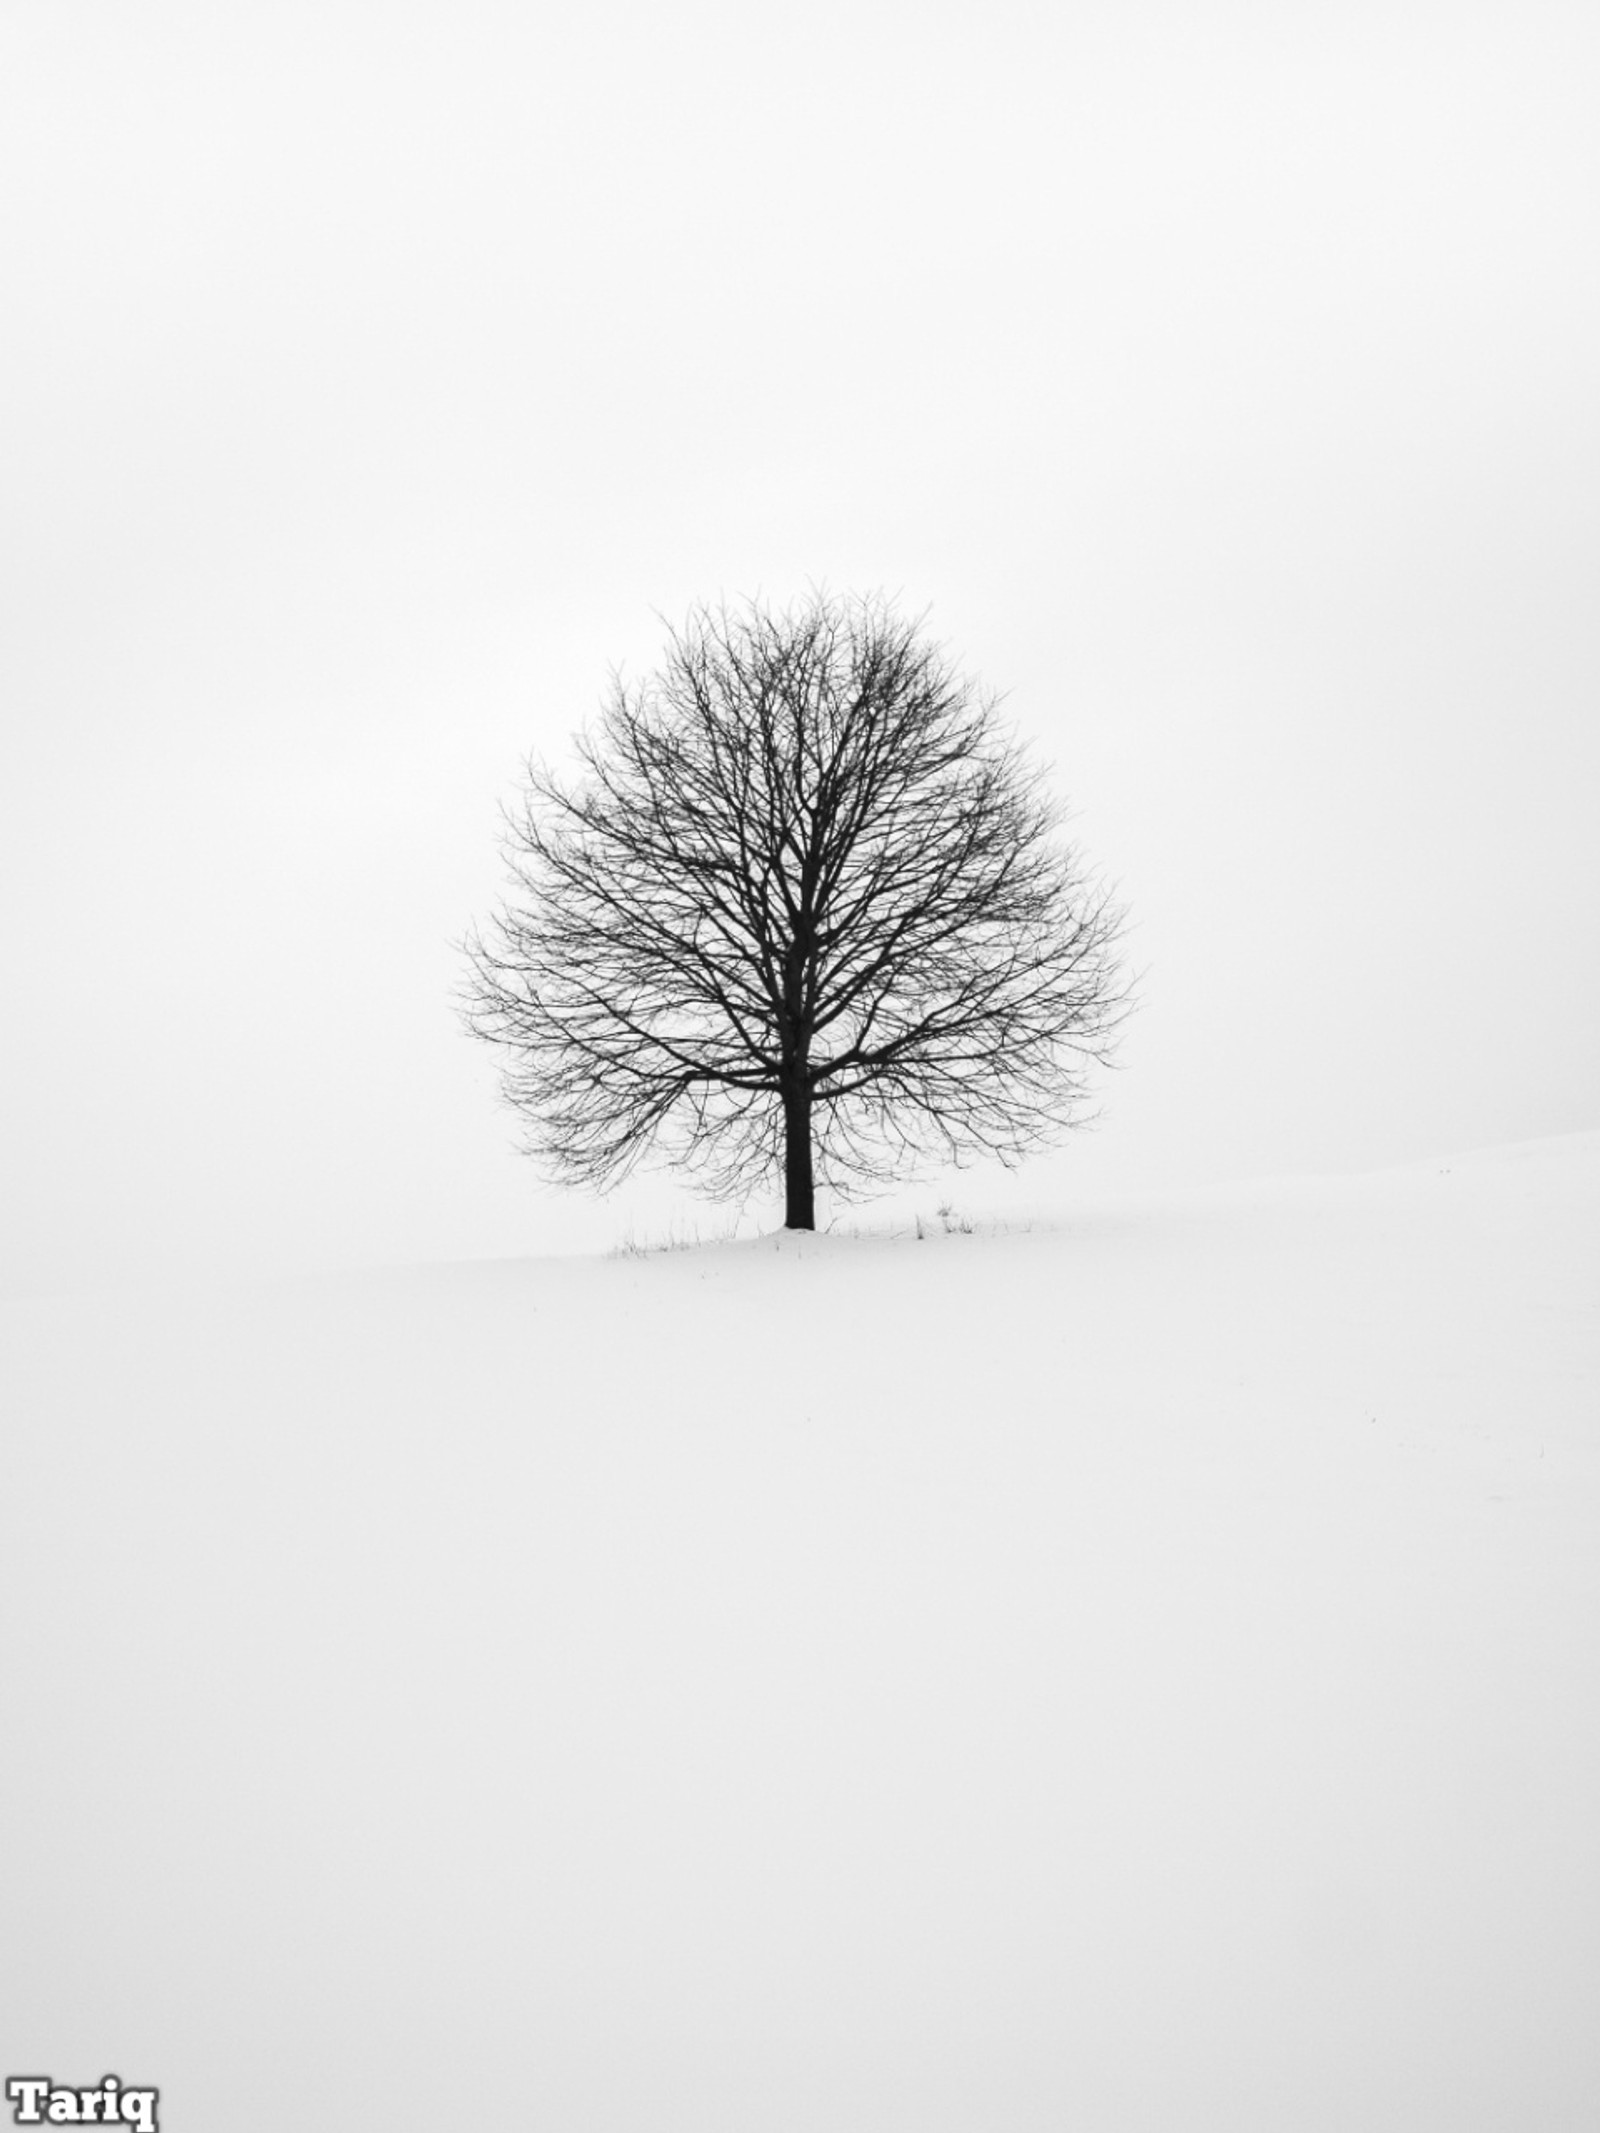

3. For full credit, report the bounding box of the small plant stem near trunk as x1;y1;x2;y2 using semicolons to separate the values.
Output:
781;1077;815;1230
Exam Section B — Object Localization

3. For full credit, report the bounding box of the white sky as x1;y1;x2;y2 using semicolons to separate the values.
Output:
4;0;1598;1286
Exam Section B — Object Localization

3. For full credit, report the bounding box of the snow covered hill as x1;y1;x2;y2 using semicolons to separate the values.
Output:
4;1136;1598;2131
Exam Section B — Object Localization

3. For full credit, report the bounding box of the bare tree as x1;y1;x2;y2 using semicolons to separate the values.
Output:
462;593;1130;1230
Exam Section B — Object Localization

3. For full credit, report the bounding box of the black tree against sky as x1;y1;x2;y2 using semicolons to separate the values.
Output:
463;593;1130;1229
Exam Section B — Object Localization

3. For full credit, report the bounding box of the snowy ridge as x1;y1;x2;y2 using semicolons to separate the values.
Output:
3;1133;1597;2130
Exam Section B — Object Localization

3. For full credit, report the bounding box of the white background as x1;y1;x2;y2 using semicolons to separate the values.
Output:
4;0;1597;1287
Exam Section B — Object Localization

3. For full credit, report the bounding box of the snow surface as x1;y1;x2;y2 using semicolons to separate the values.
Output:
3;1135;1598;2131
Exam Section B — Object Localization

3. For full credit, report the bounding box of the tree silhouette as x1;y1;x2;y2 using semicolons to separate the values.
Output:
462;593;1130;1230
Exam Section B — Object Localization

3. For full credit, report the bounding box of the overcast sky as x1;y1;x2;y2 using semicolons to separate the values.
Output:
4;0;1597;1287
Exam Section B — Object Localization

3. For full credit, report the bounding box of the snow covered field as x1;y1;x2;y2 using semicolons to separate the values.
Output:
4;1135;1597;2132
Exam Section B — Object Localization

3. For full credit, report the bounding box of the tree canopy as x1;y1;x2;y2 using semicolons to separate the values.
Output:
462;593;1130;1228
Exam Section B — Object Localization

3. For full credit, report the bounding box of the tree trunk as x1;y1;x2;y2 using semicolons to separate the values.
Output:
781;1079;815;1230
